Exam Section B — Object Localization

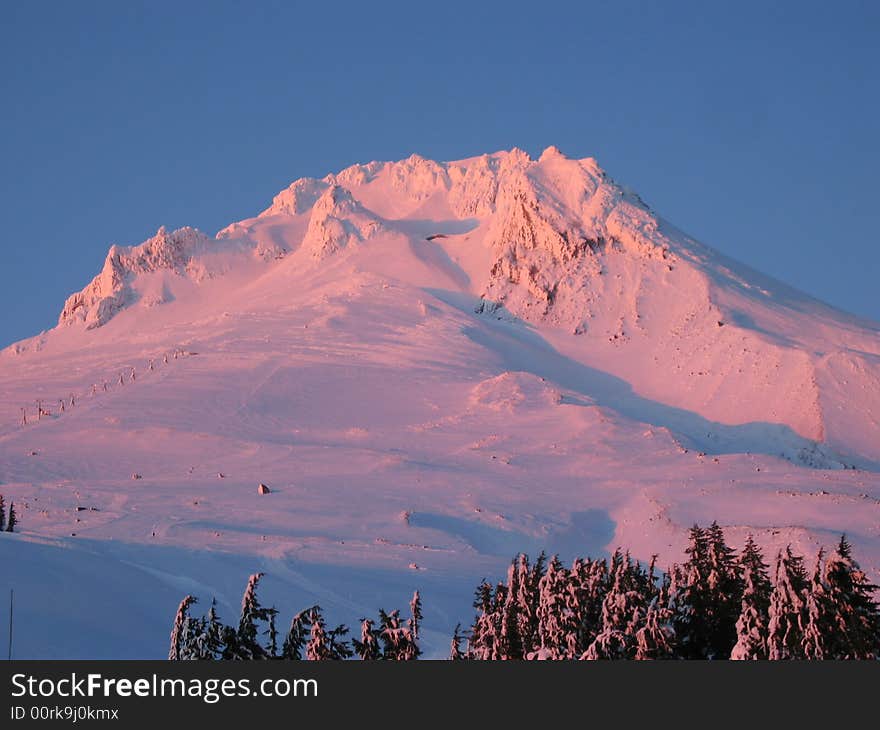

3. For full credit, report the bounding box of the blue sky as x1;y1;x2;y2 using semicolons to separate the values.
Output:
1;0;877;347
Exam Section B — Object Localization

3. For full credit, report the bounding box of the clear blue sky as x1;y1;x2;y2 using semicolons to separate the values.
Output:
2;1;878;347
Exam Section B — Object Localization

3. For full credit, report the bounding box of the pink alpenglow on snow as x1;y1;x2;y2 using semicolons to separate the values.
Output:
1;147;878;658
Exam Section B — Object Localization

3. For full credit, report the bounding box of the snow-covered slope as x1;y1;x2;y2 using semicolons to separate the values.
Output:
1;147;878;658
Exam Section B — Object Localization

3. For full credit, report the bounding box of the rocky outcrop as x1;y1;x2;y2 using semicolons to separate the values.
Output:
59;227;212;329
300;185;384;260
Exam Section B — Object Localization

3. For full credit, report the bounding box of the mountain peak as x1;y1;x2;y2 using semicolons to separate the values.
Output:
539;144;566;161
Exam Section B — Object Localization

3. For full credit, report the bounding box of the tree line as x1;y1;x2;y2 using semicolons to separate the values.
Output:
169;524;880;660
169;573;421;660
459;524;879;659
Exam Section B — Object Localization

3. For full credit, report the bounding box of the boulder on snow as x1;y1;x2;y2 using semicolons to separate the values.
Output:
258;483;271;495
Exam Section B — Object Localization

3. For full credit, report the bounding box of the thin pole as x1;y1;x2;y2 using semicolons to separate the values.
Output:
7;589;12;661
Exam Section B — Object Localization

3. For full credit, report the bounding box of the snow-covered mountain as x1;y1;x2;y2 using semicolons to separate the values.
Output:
2;147;878;658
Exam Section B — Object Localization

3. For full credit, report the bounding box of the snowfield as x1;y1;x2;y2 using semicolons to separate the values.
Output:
1;147;878;658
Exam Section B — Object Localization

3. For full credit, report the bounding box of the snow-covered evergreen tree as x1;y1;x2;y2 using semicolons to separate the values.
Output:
498;561;523;659
169;595;197;660
767;546;809;660
570;556;610;652
466;580;499;660
409;590;422;641
304;607;351;660
802;549;832;660
378;608;419;660
664;563;685;616
184;616;209;659
674;525;712;658
353;618;381;660
730;535;772;660
582;553;645;659
0;494;5;531
306;608;331;661
820;535;880;659
193;598;226;660
634;589;676;660
535;555;574;659
281;608;313;660
516;552;544;657
6;502;16;533
236;572;269;659
705;522;743;657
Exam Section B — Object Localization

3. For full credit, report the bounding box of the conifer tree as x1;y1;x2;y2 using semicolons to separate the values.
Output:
6;502;17;533
634;591;676;660
622;558;652;651
265;607;280;658
675;525;712;658
409;590;422;641
0;495;5;531
450;624;465;660
705;522;743;657
281;608;314;660
517;552;544;656
570;557;609;651
803;549;832;660
499;561;523;659
236;573;267;659
820;535;880;659
378;608;419;660
731;535;772;660
220;625;240;660
582;553;644;659
535;555;574;658
169;595;197;660
174;602;224;661
664;563;685;620
467;581;499;660
327;623;354;660
767;546;809;660
306;607;332;661
491;581;509;658
194;599;225;660
353;618;382;660
561;557;589;655
303;607;352;660
184;616;206;660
